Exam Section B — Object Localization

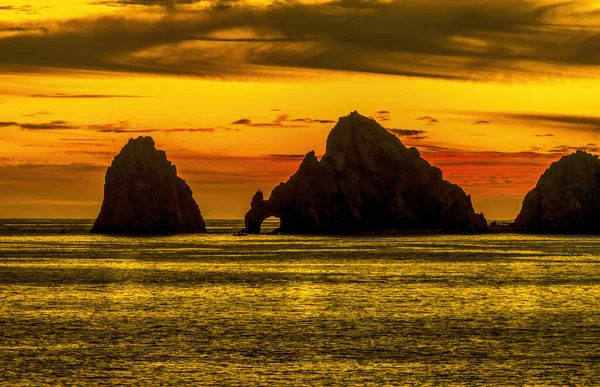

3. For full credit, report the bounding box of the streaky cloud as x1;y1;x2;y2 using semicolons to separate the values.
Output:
0;121;19;127
0;5;47;12
20;121;78;130
8;119;217;133
91;0;204;9
417;116;440;125
231;118;252;125
290;118;336;124
549;144;600;153
388;128;427;137
29;93;148;99
21;111;51;118
503;113;600;131
230;114;333;128
463;111;600;132
0;0;599;80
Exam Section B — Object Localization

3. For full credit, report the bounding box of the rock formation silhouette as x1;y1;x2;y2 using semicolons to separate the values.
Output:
515;150;600;234
244;111;487;234
91;136;206;234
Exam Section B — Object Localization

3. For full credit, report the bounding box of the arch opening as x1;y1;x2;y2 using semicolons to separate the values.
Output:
259;216;281;234
245;208;281;234
244;190;282;234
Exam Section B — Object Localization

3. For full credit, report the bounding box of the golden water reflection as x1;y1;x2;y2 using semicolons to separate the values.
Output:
0;220;599;385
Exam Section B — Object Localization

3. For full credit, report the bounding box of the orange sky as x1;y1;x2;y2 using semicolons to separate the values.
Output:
2;0;600;220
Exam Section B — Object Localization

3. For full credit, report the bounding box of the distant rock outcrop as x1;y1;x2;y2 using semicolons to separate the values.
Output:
515;150;600;234
244;111;487;234
91;136;206;234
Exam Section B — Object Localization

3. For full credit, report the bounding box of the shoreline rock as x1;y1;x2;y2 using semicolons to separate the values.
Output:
91;136;206;235
243;111;487;234
515;150;600;234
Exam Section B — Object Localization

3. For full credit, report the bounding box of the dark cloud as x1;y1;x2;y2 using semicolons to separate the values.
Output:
230;114;333;128
414;142;560;160
91;0;204;10
502;113;600;132
417;116;439;125
87;120;216;133
5;119;216;133
373;110;391;122
90;126;216;134
21;111;51;118
387;128;427;137
1;0;600;80
0;5;46;13
535;133;554;137
464;112;600;133
549;144;600;153
100;128;214;133
20;121;79;130
0;26;46;32
0;121;19;127
231;118;252;125
290;118;336;124
473;120;490;125
29;93;147;99
84;121;131;133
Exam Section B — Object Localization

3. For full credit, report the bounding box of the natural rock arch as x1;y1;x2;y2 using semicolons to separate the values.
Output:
244;191;280;234
243;112;487;235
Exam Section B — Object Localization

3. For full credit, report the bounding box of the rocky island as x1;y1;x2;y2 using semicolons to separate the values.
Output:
91;136;206;234
514;150;600;234
244;111;487;234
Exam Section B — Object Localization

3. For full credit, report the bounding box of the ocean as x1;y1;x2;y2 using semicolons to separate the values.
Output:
1;219;599;386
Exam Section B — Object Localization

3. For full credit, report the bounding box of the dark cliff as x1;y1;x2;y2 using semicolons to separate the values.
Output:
91;136;206;234
515;150;600;234
244;111;487;234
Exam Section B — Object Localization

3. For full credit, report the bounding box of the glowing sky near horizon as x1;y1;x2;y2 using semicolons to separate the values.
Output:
2;0;600;220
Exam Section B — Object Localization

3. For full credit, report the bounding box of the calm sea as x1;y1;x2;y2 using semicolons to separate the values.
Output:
1;219;599;386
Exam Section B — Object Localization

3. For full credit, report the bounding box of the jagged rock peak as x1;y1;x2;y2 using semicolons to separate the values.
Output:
91;136;206;235
298;151;320;169
243;111;487;235
515;150;600;234
326;112;404;151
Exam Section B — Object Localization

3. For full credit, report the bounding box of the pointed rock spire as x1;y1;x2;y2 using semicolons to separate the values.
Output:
91;136;206;234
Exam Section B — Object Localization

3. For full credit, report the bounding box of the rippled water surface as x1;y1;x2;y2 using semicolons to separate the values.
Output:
1;219;599;386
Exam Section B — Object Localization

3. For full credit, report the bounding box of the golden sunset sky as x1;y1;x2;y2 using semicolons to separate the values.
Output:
2;0;600;219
